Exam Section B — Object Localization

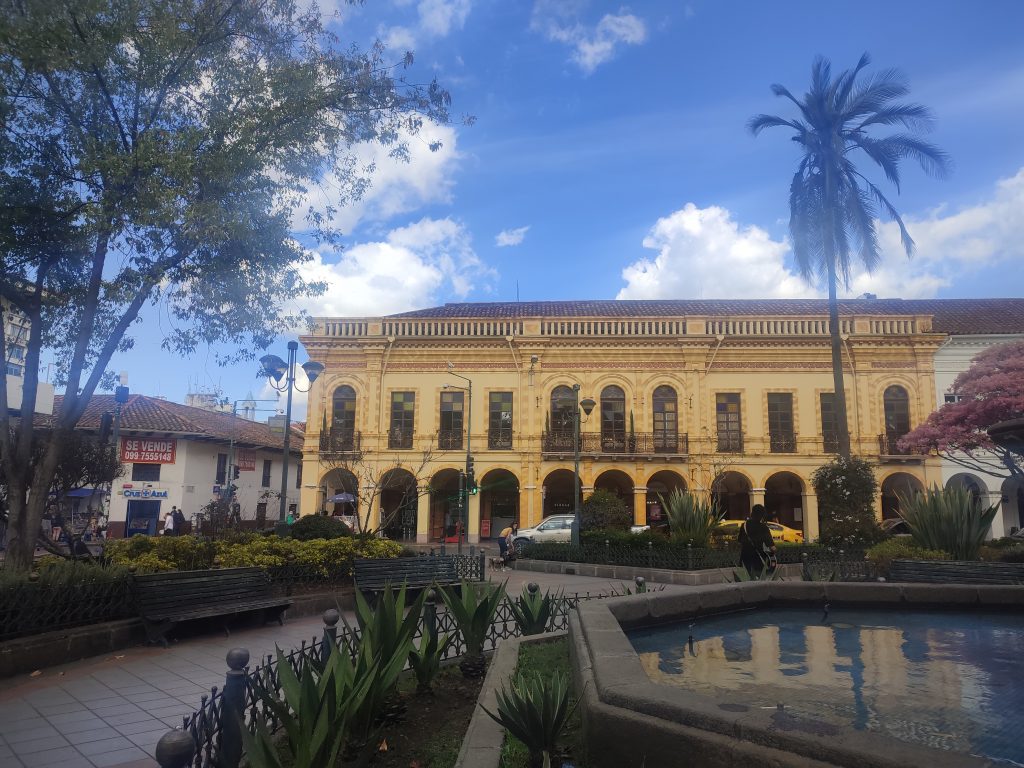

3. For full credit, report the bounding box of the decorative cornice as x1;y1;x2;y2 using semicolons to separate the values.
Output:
870;360;917;369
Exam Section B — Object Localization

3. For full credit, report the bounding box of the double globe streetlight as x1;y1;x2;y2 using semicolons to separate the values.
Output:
260;341;324;521
557;384;596;546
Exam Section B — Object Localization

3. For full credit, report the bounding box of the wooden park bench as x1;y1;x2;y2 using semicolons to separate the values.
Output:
353;555;461;598
890;559;1024;585
133;567;292;647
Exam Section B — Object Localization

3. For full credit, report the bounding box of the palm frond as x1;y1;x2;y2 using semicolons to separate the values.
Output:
851;135;904;190
885;133;951;179
747;113;804;136
857;171;915;255
855;102;933;131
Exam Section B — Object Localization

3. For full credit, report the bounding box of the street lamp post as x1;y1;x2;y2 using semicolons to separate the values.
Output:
259;342;324;521
445;362;473;554
559;384;596;547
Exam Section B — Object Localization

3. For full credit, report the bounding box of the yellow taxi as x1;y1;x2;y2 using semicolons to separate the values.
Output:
712;519;804;543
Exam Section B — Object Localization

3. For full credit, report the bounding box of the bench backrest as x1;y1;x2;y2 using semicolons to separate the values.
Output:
353;556;459;590
890;559;1024;585
134;567;271;616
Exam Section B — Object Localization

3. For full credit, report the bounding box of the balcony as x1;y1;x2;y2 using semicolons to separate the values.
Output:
769;432;798;453
822;432;840;454
878;432;922;462
438;429;464;451
716;432;744;453
488;427;513;450
542;431;689;458
319;429;360;454
387;428;413;450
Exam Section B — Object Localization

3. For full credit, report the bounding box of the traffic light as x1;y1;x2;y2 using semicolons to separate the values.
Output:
466;455;478;495
99;412;113;444
233;465;240;479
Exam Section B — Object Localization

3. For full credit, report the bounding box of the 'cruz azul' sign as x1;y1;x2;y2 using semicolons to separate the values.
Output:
122;487;170;499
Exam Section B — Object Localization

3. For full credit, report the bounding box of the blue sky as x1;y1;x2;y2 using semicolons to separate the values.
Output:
95;0;1024;418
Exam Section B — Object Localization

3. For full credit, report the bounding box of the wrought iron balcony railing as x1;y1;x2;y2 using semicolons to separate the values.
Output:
822;432;840;454
438;429;464;451
387;428;413;450
542;431;689;456
488;428;513;450
769;432;798;453
716;432;744;453
878;433;912;456
319;429;360;454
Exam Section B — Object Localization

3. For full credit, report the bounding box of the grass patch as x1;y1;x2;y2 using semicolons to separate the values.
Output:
499;636;586;768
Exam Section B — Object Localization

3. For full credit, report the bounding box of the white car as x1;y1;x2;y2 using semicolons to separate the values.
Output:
514;514;575;552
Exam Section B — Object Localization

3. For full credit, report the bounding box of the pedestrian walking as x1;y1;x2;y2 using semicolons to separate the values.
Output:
173;506;187;534
737;504;776;576
51;511;65;542
163;508;175;536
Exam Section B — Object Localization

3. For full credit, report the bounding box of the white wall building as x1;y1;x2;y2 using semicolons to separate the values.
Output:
62;394;302;536
934;334;1024;538
4;303;54;416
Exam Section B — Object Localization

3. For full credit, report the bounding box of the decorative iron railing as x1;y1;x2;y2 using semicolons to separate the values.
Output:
487;427;513;450
541;431;689;456
716;432;744;453
0;577;135;642
387;428;413;450
769;432;798;453
822;432;840;454
318;428;360;454
437;429;464;451
878;432;913;456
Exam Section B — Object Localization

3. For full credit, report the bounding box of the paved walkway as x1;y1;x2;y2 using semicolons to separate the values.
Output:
0;570;667;768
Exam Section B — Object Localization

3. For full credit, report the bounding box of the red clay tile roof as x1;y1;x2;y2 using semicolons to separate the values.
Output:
50;394;303;452
385;299;1024;335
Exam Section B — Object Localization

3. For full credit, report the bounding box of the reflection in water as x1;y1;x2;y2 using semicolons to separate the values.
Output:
628;608;1024;765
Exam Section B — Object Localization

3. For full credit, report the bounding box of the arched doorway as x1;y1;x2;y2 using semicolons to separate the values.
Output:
542;469;577;517
321;468;359;529
429;468;462;542
883;385;911;451
594;469;634;500
1001;476;1024;536
646;470;686;528
880;472;924;520
480;469;519;539
712;472;751;520
380;468;418;541
764;472;805;530
946;473;987;507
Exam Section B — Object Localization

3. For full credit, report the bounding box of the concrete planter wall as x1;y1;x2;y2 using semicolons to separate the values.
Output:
514;558;802;586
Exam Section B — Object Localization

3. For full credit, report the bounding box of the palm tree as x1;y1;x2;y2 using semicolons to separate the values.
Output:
749;54;949;459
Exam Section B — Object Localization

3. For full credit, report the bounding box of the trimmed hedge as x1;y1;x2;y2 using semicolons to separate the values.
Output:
289;514;351;541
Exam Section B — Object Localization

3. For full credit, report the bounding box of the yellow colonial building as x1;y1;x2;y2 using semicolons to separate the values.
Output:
298;298;1024;543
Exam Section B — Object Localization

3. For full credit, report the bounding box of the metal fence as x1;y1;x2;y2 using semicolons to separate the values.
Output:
165;588;616;768
520;541;867;572
0;578;135;642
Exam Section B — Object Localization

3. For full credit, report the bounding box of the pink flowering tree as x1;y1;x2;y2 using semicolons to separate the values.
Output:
898;340;1024;476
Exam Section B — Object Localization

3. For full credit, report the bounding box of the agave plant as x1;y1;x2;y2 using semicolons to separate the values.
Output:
482;670;579;768
727;562;782;582
408;629;453;694
508;583;562;636
660;489;725;547
441;579;507;678
242;643;375;768
897;485;998;561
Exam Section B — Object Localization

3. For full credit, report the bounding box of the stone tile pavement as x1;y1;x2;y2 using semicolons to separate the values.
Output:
0;569;669;768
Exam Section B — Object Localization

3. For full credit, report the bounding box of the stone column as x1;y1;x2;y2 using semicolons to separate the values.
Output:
467;492;481;544
751;487;766;509
633;487;647;526
416;488;431;543
521;485;536;527
801;492;820;542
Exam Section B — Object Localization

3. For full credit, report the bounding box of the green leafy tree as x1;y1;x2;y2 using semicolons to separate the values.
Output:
811;456;884;547
0;0;455;571
580;488;631;531
750;54;948;458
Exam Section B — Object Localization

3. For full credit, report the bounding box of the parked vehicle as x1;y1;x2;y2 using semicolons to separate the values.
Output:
713;519;804;543
514;514;575;552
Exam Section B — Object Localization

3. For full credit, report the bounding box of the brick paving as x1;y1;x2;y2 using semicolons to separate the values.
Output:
0;569;668;768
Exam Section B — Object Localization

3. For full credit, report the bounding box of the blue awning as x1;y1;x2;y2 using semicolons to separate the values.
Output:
66;488;102;498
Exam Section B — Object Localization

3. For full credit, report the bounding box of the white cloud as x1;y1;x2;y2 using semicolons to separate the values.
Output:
495;226;530;247
300;120;460;234
380;0;472;53
531;2;647;74
618;168;1024;301
292;217;495;319
617;204;810;300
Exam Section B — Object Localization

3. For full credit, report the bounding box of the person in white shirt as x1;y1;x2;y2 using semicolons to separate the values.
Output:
163;509;175;535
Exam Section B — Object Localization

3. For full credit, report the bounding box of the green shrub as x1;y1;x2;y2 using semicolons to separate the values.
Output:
897;485;998;561
507;584;563;636
0;557;131;588
441;580;507;678
482;670;579;768
995;544;1024;563
580;528;668;549
290;514;351;541
580;489;631;531
812;457;884;548
661;489;724;547
866;538;950;576
104;535;215;570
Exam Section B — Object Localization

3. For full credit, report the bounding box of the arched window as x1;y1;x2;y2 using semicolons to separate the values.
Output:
882;385;910;454
600;385;626;451
332;385;357;443
652;386;678;453
550;386;575;435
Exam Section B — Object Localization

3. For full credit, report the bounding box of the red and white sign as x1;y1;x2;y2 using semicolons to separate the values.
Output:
237;452;256;472
121;437;177;464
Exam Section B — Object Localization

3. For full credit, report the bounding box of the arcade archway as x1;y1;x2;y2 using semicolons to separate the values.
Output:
764;472;805;530
713;471;751;520
645;470;687;528
480;469;519;539
380;468;418;541
321;468;359;527
880;472;924;520
542;469;578;517
429;468;462;542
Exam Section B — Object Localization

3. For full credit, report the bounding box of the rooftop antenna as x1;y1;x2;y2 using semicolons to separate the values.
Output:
516;281;520;302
